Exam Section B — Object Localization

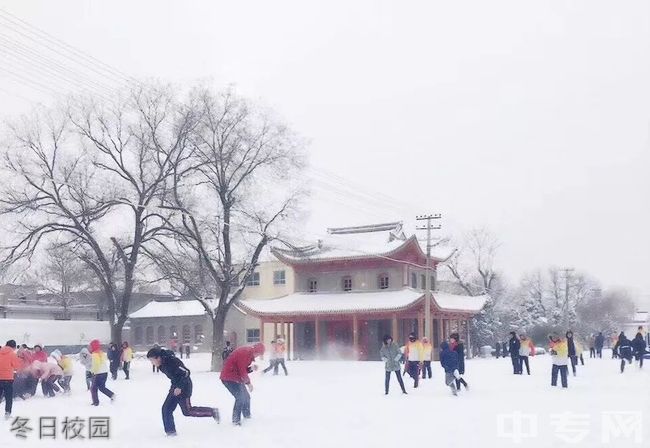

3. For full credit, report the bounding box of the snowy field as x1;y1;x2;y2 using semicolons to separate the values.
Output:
1;350;648;447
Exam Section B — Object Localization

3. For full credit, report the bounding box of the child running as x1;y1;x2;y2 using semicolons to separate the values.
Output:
220;343;265;426
89;340;115;405
147;347;219;436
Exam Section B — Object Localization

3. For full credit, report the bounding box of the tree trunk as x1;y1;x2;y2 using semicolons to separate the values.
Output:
110;322;123;346
110;316;128;346
211;313;227;372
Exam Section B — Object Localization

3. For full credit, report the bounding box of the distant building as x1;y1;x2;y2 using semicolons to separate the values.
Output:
0;288;169;321
239;222;488;361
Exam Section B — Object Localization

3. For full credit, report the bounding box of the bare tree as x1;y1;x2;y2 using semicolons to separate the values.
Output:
446;227;501;296
0;84;198;343
144;88;304;371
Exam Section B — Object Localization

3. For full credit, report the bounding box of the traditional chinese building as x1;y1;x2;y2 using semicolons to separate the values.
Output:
238;222;488;360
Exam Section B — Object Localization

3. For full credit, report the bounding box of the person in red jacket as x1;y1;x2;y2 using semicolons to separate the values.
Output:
32;345;48;363
0;340;24;418
220;343;265;426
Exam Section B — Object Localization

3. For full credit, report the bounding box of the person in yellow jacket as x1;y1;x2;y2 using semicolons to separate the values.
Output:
549;333;569;388
403;333;423;388
51;349;74;393
121;342;133;380
89;339;115;406
421;337;433;380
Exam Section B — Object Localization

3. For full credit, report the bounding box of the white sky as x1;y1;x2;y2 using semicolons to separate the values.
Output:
0;0;649;307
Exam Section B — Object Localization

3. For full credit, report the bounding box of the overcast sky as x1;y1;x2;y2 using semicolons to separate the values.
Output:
0;0;648;306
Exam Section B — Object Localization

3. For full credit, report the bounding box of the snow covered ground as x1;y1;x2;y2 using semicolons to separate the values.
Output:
1;350;648;447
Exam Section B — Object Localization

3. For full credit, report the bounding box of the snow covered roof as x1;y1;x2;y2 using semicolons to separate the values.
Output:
128;299;217;319
237;288;487;317
631;311;649;323
433;292;489;313
273;222;454;264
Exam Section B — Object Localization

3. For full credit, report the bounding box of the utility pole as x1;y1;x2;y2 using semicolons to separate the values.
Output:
416;214;442;343
561;267;575;314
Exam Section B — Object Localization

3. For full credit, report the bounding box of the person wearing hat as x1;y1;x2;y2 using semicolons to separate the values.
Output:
220;342;265;426
403;332;424;388
0;340;23;418
380;335;407;395
549;333;569;388
147;346;219;436
421;337;433;380
89;339;115;405
508;331;521;374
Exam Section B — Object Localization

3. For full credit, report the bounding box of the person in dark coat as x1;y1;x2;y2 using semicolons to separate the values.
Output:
494;341;501;358
632;333;647;368
449;333;469;391
439;341;459;396
566;331;578;377
614;333;633;373
147;347;219;436
220;343;265;426
222;341;234;361
594;332;605;358
501;341;508;358
107;343;121;380
508;332;521;374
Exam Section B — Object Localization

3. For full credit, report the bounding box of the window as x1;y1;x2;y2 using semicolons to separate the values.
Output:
411;273;417;288
170;325;178;340
431;275;436;290
182;325;191;344
145;326;154;345
246;272;260;287
421;274;426;289
246;329;261;343
273;270;286;285
308;278;318;293
342;276;352;292
157;326;166;344
194;325;204;343
134;327;143;345
378;274;389;290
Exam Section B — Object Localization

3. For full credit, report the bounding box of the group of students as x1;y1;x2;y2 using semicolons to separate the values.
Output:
612;329;647;372
380;332;468;396
0;341;79;418
107;342;134;380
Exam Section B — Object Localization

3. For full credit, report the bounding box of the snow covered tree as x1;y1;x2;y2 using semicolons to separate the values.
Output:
144;88;304;371
0;84;192;343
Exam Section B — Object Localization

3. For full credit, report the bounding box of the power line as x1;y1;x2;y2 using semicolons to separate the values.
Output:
0;32;120;97
0;46;114;102
0;8;133;84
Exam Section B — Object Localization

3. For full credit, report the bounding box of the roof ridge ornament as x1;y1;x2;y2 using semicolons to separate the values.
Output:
327;221;403;235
